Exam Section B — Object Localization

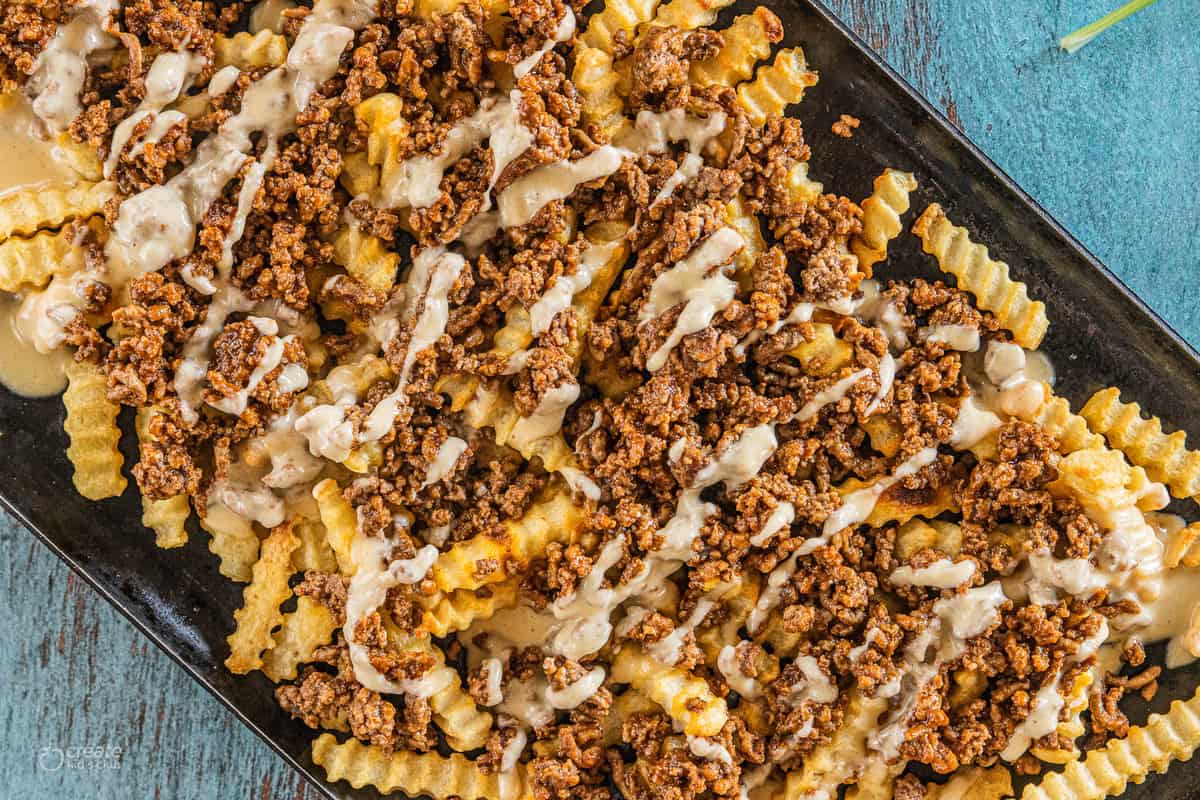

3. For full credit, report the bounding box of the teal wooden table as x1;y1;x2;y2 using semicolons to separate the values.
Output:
2;1;1197;797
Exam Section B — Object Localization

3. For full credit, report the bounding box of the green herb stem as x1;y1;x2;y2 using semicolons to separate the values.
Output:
1059;0;1162;53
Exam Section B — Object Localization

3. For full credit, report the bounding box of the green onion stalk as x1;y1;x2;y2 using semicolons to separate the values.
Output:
1060;0;1162;53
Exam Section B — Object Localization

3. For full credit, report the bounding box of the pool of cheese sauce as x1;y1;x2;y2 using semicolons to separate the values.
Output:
0;94;75;398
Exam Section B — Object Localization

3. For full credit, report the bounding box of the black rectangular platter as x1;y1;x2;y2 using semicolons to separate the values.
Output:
2;0;1199;797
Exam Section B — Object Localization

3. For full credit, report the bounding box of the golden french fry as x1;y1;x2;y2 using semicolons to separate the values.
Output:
1081;386;1200;499
0;181;114;241
312;734;508;799
262;596;338;683
0;228;77;292
213;30;288;70
852;169;918;275
579;0;661;53
737;47;819;125
691;8;782;88
1021;686;1200;800
63;360;126;500
913;203;1048;349
313;479;357;576
645;0;734;34
611;643;728;737
135;409;189;549
226;523;300;674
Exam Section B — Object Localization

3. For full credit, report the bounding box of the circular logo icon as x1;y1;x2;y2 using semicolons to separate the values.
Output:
37;747;64;772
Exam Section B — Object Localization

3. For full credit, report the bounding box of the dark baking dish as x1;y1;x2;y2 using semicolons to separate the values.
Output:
3;1;1199;798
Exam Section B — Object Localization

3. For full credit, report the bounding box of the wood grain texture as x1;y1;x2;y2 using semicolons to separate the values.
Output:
1;1;1198;797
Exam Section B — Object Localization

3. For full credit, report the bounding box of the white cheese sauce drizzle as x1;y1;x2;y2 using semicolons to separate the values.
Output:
548;424;777;660
513;8;576;79
528;238;624;335
638;227;742;372
104;46;206;178
27;0;119;132
890;558;976;589
420;435;468;490
297;246;465;459
508;381;580;452
361;247;465;442
867;582;1008;760
718;641;762;699
920;323;980;352
749;501;795;547
341;522;447;695
1000;618;1109;761
205;316;305;416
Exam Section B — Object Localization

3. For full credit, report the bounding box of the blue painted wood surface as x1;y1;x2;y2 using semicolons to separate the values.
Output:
2;1;1197;797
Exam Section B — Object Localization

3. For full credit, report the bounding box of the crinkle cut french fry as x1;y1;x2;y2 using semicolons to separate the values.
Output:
505;489;587;563
844;759;903;800
579;0;661;54
0;181;114;240
851;169;918;276
725;196;766;280
424;644;493;752
562;225;630;360
63;360;127;500
355;92;407;187
783;690;889;799
925;767;1013;800
53;132;103;181
430;529;510;592
894;518;963;561
135;408;189;549
736;47;819;126
696;574;759;663
226;523;300;675
828;470;958;532
603;690;660;746
292;518;338;572
1021;686;1200;800
419;578;519;636
200;504;261;582
786;323;853;376
611;644;728;736
786;160;825;206
332;225;399;294
1081;386;1200;499
690;8;783;88
645;0;735;34
141;492;191;549
574;46;631;145
313;478;357;576
912;203;1049;349
412;0;476;19
312;733;509;800
1165;521;1200;569
1017;384;1106;454
432;487;586;592
213;30;288;70
0;227;76;292
364;618;494;751
262;595;338;683
462;385;576;472
339;151;380;197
